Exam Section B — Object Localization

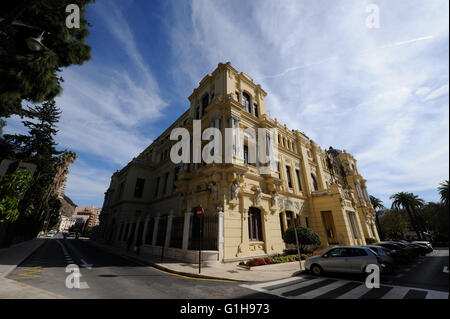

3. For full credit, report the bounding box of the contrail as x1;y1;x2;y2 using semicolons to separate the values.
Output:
258;35;435;80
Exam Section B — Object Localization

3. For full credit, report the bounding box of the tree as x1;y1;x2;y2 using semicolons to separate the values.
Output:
283;226;321;254
390;192;425;240
0;0;95;117
370;195;385;240
1;100;65;245
0;169;34;223
379;210;409;240
438;180;449;207
421;202;449;242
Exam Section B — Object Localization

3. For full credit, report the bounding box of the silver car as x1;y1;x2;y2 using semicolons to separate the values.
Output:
305;246;382;275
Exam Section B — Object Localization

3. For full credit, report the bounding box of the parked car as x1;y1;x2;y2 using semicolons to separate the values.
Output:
376;242;414;263
305;246;383;275
47;231;56;238
67;232;76;238
412;241;433;252
364;245;396;274
389;241;422;257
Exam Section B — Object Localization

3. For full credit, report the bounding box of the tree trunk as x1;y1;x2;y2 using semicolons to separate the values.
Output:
406;207;422;240
375;212;383;241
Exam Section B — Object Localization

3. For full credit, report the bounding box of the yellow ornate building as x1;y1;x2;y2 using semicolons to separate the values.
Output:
99;62;380;263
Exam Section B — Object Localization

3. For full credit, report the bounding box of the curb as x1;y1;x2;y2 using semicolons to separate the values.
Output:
84;240;241;282
1;238;46;278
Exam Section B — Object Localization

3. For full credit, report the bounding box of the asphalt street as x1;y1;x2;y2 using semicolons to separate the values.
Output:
7;238;273;299
7;238;449;299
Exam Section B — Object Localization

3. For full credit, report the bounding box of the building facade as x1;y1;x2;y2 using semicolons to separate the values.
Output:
99;62;380;263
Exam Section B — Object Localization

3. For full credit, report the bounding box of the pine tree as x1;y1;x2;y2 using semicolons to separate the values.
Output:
2;100;66;244
0;0;95;117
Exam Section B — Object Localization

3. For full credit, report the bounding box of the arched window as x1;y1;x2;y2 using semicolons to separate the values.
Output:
311;174;318;191
202;94;209;109
242;92;251;113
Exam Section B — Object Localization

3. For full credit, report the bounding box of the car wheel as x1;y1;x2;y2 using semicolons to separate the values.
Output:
311;264;323;276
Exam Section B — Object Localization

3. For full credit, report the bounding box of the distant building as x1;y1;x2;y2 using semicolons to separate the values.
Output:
59;215;77;232
56;183;66;199
74;206;101;228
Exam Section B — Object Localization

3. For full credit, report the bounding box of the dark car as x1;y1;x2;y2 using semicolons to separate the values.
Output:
376;242;415;263
389;241;423;257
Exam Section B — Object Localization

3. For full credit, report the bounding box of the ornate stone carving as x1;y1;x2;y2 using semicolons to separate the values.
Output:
255;188;261;204
271;191;278;207
208;182;218;200
231;181;240;200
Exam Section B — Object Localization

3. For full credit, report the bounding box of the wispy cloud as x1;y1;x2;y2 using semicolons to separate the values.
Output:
168;0;449;206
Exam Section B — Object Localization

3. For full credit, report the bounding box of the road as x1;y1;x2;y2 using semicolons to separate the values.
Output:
7;238;448;299
7;237;272;299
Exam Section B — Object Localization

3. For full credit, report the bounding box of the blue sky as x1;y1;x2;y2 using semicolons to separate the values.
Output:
4;0;449;208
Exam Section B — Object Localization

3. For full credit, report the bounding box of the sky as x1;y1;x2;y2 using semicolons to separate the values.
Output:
4;0;449;208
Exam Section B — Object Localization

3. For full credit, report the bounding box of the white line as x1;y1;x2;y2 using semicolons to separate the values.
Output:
426;290;449;299
273;278;326;296
443;266;448;274
337;284;372;299
381;286;410;299
241;276;305;290
290;280;351;299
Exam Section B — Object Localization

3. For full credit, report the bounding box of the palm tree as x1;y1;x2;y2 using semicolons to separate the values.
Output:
438;180;449;207
390;192;425;240
370;195;385;240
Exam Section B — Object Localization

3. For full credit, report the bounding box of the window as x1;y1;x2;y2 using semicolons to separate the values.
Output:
311;174;318;191
347;211;360;239
196;106;200;119
118;182;125;200
248;207;263;241
305;216;309;228
242;92;251;113
253;103;258;117
350;248;368;256
295;169;302;191
134;178;145;198
286;211;294;228
202;94;209;111
173;167;180;191
154;177;160;198
244;145;249;164
286;166;293;188
235;92;240;102
163;172;170;194
326;248;349;258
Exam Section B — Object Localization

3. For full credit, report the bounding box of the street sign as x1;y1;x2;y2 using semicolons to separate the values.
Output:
195;207;204;219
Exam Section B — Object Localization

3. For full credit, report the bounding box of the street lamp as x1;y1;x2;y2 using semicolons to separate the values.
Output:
25;31;44;51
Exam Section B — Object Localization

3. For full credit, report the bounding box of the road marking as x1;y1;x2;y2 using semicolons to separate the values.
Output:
80;259;93;269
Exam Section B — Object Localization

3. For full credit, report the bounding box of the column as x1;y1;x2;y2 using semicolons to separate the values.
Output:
142;216;150;245
182;209;193;250
218;209;224;262
164;211;174;250
133;218;140;246
152;214;160;246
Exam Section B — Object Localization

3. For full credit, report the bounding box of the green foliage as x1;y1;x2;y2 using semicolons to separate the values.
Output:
365;237;377;244
283;226;321;253
390;192;425;239
438;180;449;207
0;0;95;117
0;169;34;223
379;210;409;239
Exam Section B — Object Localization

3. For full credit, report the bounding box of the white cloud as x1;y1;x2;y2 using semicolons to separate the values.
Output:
168;0;449;205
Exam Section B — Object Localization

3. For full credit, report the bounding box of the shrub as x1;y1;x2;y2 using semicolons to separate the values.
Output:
283;226;321;253
247;258;266;267
365;237;377;244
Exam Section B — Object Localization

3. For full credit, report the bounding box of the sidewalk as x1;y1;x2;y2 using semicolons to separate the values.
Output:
87;240;306;282
0;238;65;299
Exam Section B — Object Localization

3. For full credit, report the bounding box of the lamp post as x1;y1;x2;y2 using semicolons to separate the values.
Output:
294;215;303;271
